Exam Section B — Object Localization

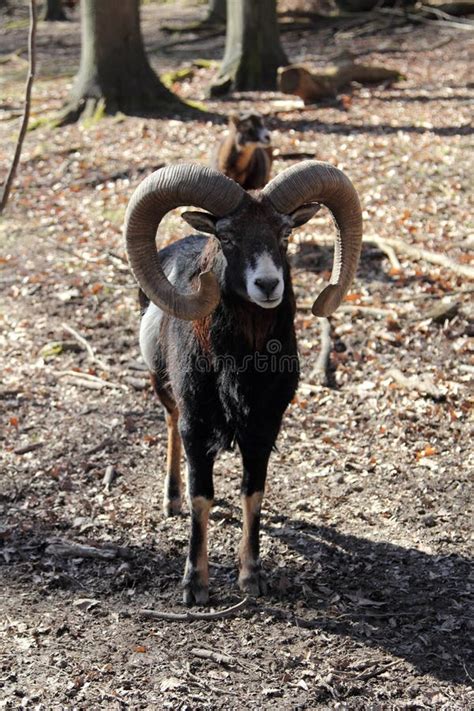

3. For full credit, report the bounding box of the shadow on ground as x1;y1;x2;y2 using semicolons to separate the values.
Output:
262;518;472;687
1;512;471;687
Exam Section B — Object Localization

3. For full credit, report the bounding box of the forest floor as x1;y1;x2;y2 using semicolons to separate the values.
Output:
0;2;473;709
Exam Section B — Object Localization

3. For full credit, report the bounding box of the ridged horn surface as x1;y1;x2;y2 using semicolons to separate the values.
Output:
124;163;245;320
263;160;362;316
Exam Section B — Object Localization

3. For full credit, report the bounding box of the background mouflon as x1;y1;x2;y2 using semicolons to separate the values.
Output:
212;111;273;190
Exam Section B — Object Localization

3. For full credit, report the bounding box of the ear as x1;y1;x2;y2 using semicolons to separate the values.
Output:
289;202;321;228
181;211;218;236
229;113;240;126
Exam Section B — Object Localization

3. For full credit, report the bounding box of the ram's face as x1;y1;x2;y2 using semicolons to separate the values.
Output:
215;201;287;308
232;112;271;149
182;199;320;311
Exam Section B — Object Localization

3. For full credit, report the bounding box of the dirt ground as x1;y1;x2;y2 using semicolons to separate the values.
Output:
1;2;473;709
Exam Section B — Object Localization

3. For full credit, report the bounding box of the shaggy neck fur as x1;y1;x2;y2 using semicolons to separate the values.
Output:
193;238;295;353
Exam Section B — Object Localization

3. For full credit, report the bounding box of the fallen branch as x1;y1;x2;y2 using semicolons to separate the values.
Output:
299;382;322;394
375;5;474;30
162;29;222;50
191;648;235;666
0;0;37;214
61;322;108;370
420;2;474;23
186;669;239;697
278;54;403;103
310;318;332;387
364;236;401;272
423;2;474;18
365;236;474;279
102;465;117;491
84;437;114;456
275;151;316;160
339;304;399;318
46;542;132;559
387;368;443;400
139;597;248;622
355;659;402;682
56;370;126;391
395;286;474;302
423;299;459;323
14;441;44;455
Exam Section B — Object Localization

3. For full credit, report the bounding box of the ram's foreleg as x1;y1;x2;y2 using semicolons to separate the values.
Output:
180;420;215;605
237;440;273;596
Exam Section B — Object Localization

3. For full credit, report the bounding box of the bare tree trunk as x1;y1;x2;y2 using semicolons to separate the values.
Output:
211;0;288;95
59;0;183;124
207;0;226;24
42;0;66;21
1;0;36;214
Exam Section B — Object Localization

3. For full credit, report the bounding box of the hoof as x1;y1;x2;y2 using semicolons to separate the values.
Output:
163;496;182;517
182;569;209;606
238;568;267;597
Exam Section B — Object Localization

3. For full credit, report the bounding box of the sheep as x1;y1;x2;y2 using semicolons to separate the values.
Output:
212;111;273;189
124;161;362;605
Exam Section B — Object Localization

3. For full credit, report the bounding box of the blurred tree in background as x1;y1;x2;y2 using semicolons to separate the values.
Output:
59;0;183;124
42;0;66;21
212;0;288;94
206;0;226;25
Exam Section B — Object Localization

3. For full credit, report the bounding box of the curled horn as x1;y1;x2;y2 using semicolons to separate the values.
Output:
124;163;246;321
262;160;363;316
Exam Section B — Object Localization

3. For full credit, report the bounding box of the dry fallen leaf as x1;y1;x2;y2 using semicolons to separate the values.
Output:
160;676;183;692
416;445;436;460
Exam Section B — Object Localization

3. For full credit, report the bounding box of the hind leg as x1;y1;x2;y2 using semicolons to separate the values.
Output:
150;373;182;517
163;408;182;516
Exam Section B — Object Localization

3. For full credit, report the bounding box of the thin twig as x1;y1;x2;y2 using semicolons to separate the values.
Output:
14;441;44;455
365;235;474;279
46;542;132;560
310;318;332;387
139;597;248;622
364;236;401;272
419;3;474;25
355;659;403;681
339;304;399;318
84;437;113;456
56;370;126;391
375;6;474;30
61;322;108;370
396;286;474;302
299;381;322;394
102;465;117;492
387;367;443;400
186;668;239;697
0;0;37;213
191;648;235;666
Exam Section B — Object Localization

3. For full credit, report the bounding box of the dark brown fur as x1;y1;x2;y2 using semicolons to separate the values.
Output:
214;113;273;190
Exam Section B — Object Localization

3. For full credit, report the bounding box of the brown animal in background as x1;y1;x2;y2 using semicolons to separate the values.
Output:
213;112;273;190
